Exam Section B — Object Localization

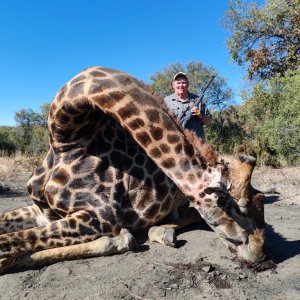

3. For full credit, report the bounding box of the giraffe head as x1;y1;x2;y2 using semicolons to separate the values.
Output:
225;154;266;262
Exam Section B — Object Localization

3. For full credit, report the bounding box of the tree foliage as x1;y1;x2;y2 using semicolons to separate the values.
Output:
224;0;300;80
239;68;300;165
0;104;50;155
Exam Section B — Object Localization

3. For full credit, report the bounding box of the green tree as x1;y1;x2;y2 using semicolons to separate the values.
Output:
224;0;300;80
14;104;49;154
0;126;16;154
239;68;300;165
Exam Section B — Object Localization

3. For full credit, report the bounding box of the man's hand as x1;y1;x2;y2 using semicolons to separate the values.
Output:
190;106;201;117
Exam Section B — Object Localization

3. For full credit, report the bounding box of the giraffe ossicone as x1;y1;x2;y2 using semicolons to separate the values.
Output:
0;67;266;272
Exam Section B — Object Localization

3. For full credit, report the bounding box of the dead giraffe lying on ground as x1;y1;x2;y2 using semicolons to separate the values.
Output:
0;67;266;273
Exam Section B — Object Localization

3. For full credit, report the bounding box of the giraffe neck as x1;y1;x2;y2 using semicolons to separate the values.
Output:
50;67;220;201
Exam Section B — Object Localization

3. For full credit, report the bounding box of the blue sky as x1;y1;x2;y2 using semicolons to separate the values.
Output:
0;0;247;126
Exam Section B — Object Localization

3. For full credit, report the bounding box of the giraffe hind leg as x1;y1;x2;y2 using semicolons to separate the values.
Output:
0;204;50;234
0;228;137;273
0;209;122;258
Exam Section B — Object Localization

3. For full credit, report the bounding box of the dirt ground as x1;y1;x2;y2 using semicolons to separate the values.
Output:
0;166;299;300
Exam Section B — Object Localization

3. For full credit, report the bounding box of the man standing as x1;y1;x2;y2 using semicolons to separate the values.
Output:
164;72;212;140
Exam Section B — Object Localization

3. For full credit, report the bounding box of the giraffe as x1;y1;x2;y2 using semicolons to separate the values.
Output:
0;67;266;273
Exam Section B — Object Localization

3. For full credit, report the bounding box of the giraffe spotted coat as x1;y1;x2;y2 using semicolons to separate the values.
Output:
0;67;266;272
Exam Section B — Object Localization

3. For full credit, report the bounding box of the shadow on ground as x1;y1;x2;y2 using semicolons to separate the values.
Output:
265;223;300;264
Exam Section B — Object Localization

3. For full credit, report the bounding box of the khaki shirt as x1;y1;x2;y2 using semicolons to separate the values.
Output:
163;92;210;139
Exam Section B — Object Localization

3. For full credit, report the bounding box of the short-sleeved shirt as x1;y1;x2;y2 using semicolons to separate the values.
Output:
163;92;210;140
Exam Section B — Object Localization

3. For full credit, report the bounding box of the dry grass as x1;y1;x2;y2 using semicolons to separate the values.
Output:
0;154;43;182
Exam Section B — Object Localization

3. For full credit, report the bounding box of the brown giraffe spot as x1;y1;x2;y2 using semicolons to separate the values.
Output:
143;203;160;219
100;206;116;223
32;175;46;190
159;143;171;153
118;102;139;120
89;70;107;77
184;143;195;157
115;74;133;86
167;134;180;144
198;183;204;190
92;94;117;110
65;239;72;246
102;222;113;234
57;112;71;125
199;192;205;198
161;158;176;169
70;75;86;85
149;147;162;158
174;143;183;154
17;231;24;239
66;219;75;230
187;173;196;184
162;116;175;131
128;118;145;130
56;85;67;102
145;109;160;123
72;113;89;125
89;79;118;94
68;81;85;98
123;210;139;226
175;172;183;180
161;195;173;211
136;131;152;148
61;102;81;116
45;193;55;207
72;157;95;174
179;158;191;172
150;126;163;141
51;168;70;185
79;224;97;235
34;166;45;176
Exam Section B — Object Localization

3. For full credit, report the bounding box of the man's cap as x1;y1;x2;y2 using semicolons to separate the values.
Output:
173;72;188;81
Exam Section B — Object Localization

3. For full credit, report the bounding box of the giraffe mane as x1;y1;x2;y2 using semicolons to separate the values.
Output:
141;82;219;166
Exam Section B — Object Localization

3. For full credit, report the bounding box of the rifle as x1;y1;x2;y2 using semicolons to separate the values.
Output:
180;75;216;128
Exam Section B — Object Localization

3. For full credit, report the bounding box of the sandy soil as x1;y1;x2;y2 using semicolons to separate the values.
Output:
0;166;299;300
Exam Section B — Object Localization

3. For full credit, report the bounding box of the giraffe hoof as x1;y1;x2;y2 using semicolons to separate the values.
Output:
148;226;177;247
162;228;177;247
119;228;138;252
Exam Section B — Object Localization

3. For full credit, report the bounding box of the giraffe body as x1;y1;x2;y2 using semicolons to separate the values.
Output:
0;67;266;271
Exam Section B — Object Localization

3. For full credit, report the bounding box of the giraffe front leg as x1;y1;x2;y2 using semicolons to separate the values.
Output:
148;206;202;247
0;210;107;258
0;228;137;273
0;205;50;234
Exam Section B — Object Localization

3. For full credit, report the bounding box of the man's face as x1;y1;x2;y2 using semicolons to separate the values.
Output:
173;76;189;96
